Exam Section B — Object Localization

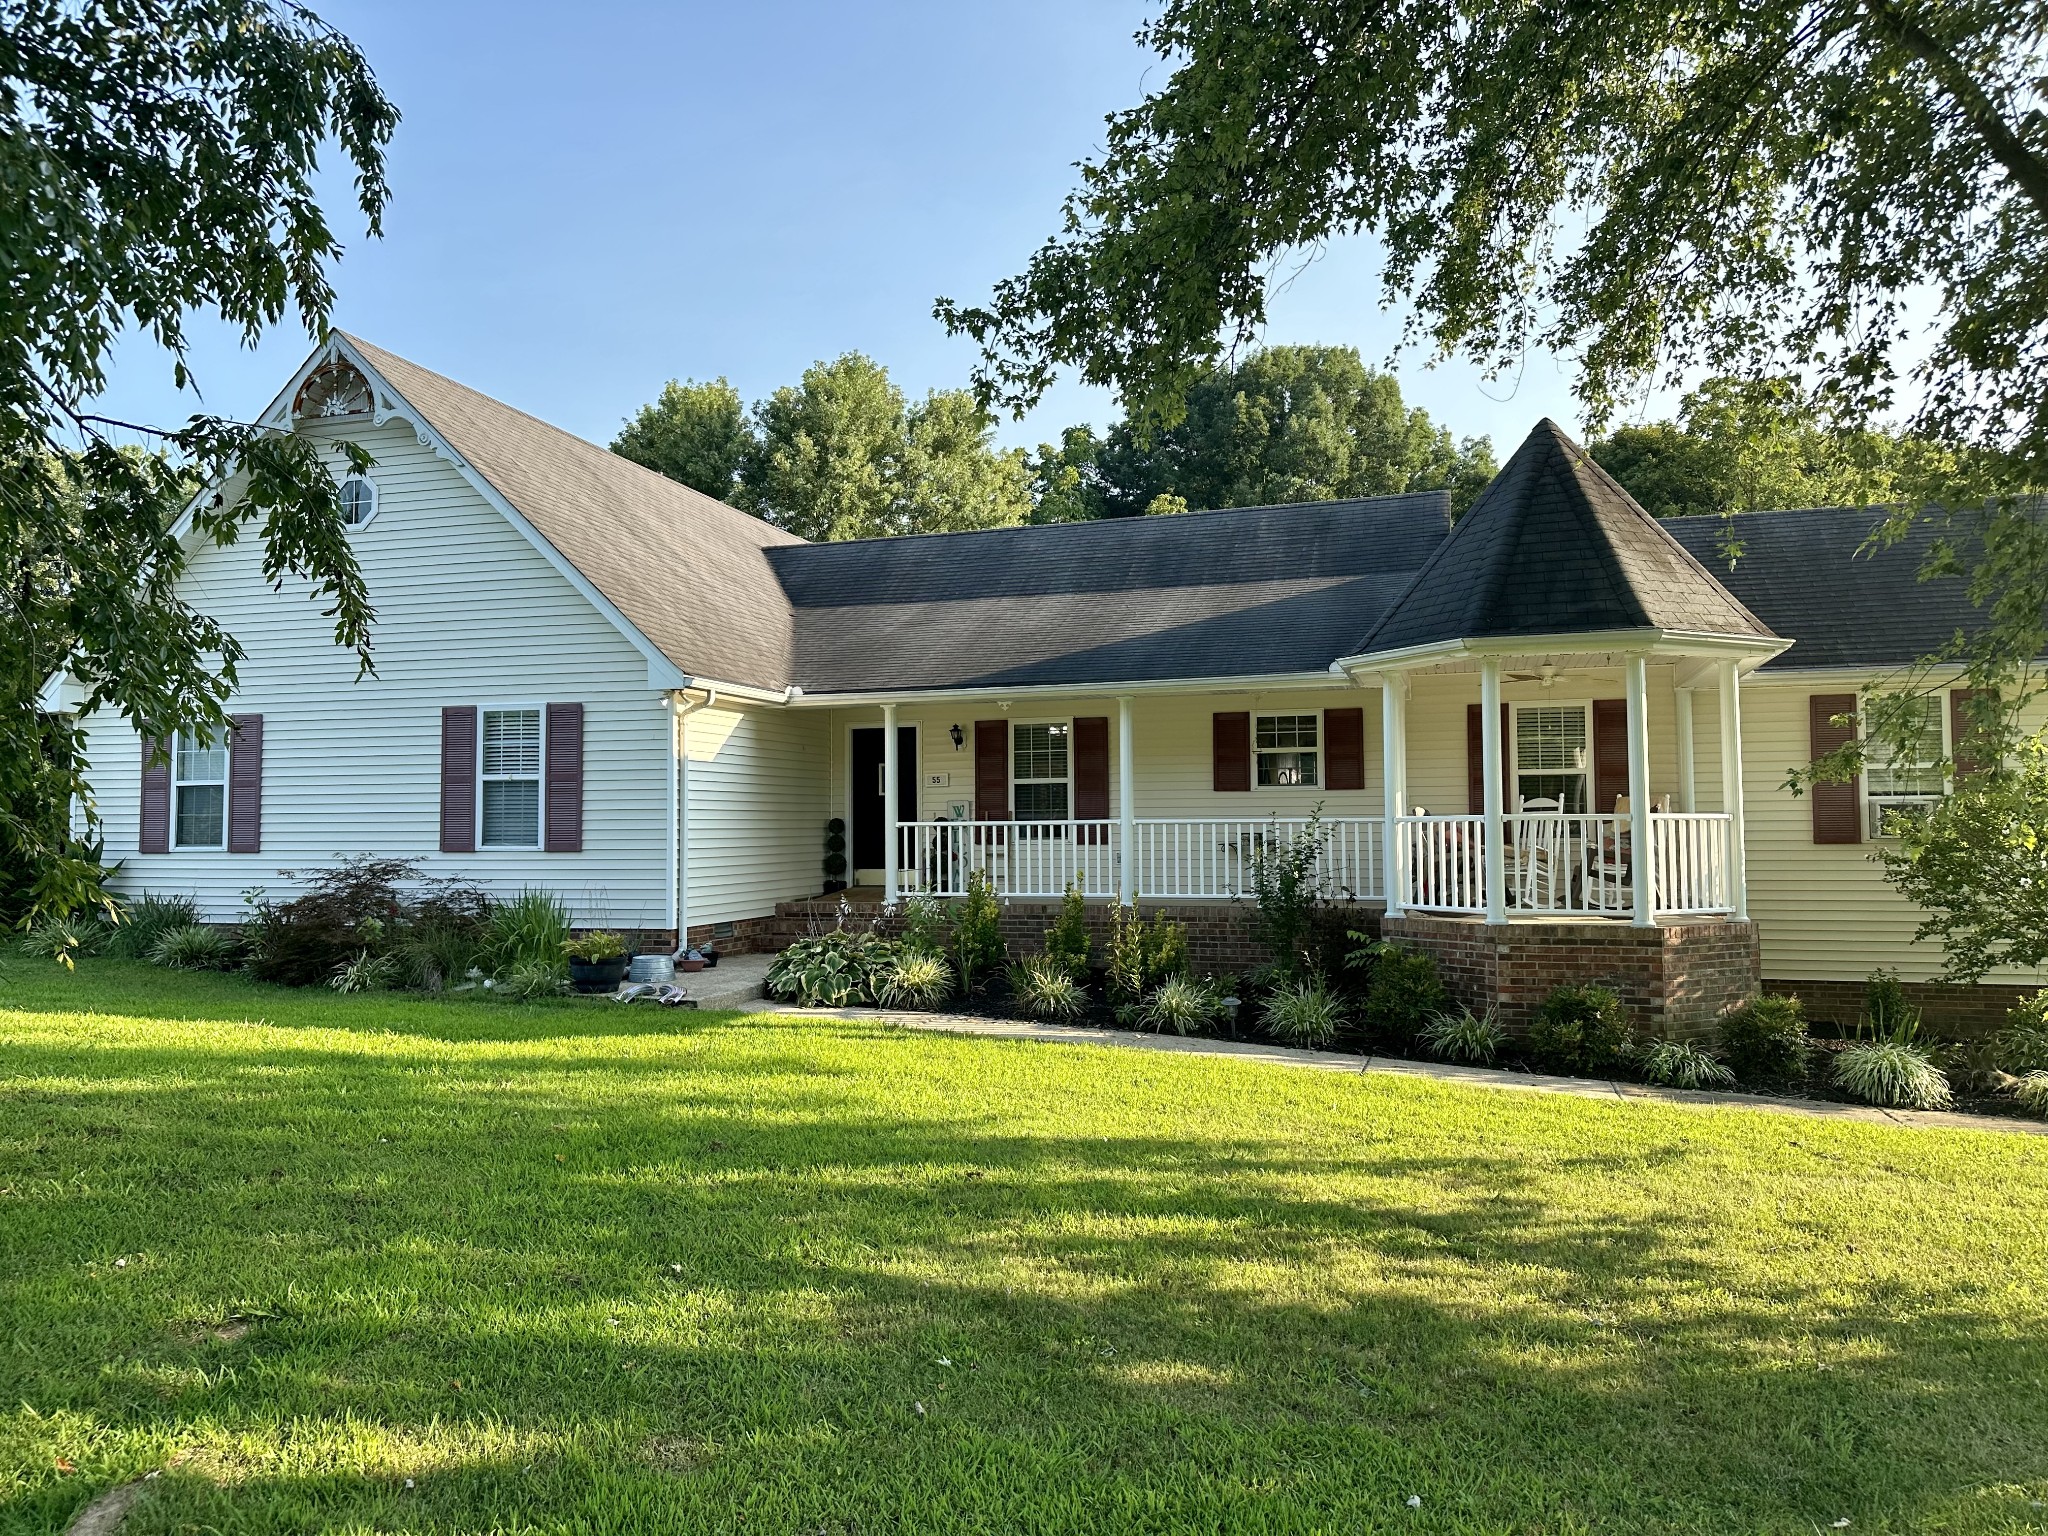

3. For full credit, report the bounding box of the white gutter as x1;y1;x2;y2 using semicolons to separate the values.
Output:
781;669;1355;709
1332;628;1792;676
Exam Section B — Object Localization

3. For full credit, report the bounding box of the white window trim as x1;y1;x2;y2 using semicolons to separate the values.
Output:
478;702;545;851
1509;699;1593;813
1253;709;1324;790
1863;691;1950;840
1011;717;1074;822
171;729;228;851
338;473;380;531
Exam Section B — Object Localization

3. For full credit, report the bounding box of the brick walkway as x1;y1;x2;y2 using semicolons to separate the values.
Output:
735;999;2048;1137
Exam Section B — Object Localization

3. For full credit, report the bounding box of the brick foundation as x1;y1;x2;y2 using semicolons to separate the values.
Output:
1379;913;1761;1039
597;915;781;958
1765;977;2034;1038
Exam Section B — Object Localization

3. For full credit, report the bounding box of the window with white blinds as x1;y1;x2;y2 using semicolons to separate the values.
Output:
480;707;542;848
1513;703;1590;813
173;731;228;848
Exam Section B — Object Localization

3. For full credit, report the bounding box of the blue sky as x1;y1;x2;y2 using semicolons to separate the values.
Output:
94;0;1589;458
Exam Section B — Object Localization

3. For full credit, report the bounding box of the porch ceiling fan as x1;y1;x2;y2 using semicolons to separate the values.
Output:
1502;662;1598;689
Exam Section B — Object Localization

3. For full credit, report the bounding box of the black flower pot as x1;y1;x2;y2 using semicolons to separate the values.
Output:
568;956;630;993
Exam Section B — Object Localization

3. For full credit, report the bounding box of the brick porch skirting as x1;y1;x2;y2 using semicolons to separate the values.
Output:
1764;977;2037;1038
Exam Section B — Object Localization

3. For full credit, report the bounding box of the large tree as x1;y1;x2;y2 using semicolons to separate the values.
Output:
610;377;749;501
1;0;398;932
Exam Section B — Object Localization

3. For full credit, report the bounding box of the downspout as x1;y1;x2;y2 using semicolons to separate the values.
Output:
668;688;714;959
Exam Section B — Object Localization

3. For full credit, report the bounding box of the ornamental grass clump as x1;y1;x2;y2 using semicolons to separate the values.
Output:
1635;1038;1737;1090
102;893;200;959
485;888;572;977
1833;1040;1954;1110
1261;976;1345;1049
20;914;108;962
1417;1004;1506;1065
2012;1072;2048;1115
330;949;401;993
879;951;955;1011
1138;975;1224;1035
148;923;239;971
1012;952;1087;1021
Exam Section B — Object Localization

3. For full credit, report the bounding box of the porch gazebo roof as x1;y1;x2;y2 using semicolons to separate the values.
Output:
1353;420;1776;657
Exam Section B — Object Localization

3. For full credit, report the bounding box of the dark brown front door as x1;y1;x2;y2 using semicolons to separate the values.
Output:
850;726;919;874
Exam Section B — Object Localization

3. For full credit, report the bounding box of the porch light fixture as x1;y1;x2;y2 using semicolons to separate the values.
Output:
949;723;964;750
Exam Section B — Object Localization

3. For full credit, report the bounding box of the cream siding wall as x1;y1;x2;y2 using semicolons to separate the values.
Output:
684;703;831;925
82;418;675;927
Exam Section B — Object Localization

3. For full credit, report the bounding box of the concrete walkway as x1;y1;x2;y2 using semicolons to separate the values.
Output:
733;997;2048;1137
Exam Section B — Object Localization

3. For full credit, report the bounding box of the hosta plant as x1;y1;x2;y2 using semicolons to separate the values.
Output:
1832;1041;1954;1110
1261;976;1345;1049
1138;975;1224;1035
148;923;238;971
879;952;955;1010
1635;1038;1737;1090
766;929;901;1007
1011;953;1087;1022
1418;1005;1506;1065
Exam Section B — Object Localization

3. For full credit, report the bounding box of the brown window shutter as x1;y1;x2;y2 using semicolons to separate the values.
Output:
1325;707;1365;792
1951;687;1996;779
1808;693;1862;844
139;735;170;854
1213;712;1251;792
1465;703;1511;814
1592;698;1630;814
1073;717;1110;820
545;702;584;852
440;706;478;854
974;719;1009;820
227;714;263;853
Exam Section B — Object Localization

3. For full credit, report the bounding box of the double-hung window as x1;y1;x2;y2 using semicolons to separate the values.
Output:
1012;721;1071;821
1513;704;1590;813
480;707;543;848
172;731;228;849
1866;693;1946;838
1255;714;1319;787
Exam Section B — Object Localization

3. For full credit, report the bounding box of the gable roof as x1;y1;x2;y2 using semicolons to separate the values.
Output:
341;335;807;691
768;495;1451;692
1355;419;1775;655
1662;506;1992;670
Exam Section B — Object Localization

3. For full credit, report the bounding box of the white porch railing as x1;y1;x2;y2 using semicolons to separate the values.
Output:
1393;812;1734;918
897;817;1384;901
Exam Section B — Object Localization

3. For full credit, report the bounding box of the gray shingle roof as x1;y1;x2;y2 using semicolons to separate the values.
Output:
1356;419;1775;653
769;496;1451;692
1662;506;1992;669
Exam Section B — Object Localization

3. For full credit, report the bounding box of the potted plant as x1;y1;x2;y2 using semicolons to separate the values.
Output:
565;930;629;992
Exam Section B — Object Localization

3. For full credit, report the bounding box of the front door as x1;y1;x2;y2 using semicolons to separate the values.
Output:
850;725;919;876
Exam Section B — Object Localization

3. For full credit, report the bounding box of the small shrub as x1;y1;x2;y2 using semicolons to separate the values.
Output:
1863;968;1912;1034
1045;882;1091;979
1262;976;1346;1048
147;923;238;971
1833;1041;1953;1109
1104;904;1190;1006
1244;811;1332;977
2012;1072;2048;1115
20;914;108;962
497;961;566;1001
1362;944;1449;1048
1719;994;1812;1086
1139;975;1224;1035
330;950;401;993
1012;952;1087;1021
952;872;1007;995
880;951;955;1010
1418;1005;1506;1065
564;930;626;963
1529;984;1633;1074
898;894;950;957
1635;1038;1737;1090
396;883;492;991
104;893;201;958
767;928;902;1007
485;889;572;976
1993;992;2048;1073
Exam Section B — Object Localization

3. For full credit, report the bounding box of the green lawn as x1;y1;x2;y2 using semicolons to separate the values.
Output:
2;961;2045;1535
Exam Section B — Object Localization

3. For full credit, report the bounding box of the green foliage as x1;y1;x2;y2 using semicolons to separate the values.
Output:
1260;977;1346;1049
564;931;627;964
484;890;571;980
147;923;238;971
1104;904;1190;1006
2;2;395;928
1635;1039;1738;1091
1243;811;1331;979
1361;944;1449;1048
1718;995;1814;1087
766;929;901;1008
2012;1072;2048;1115
1011;952;1089;1022
496;962;565;1002
897;894;950;957
878;951;955;1011
1528;985;1634;1075
330;950;400;994
1045;883;1091;979
951;872;1008;996
1138;975;1225;1036
20;915;108;963
610;377;750;500
1417;1005;1505;1066
104;893;202;960
1832;1042;1954;1110
1863;969;1913;1036
1994;993;2048;1074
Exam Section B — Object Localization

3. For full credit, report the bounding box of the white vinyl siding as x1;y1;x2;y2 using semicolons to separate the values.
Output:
684;703;832;926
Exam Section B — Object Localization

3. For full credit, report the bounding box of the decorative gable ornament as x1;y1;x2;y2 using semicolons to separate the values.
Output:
292;360;373;420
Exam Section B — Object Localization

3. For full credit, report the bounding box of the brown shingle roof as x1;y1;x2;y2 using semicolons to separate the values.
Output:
343;335;806;690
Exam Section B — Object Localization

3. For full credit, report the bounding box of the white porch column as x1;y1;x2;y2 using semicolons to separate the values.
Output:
1625;655;1654;926
1480;658;1507;924
882;702;900;907
1117;695;1136;904
1674;686;1696;813
1381;677;1406;916
1718;658;1749;921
